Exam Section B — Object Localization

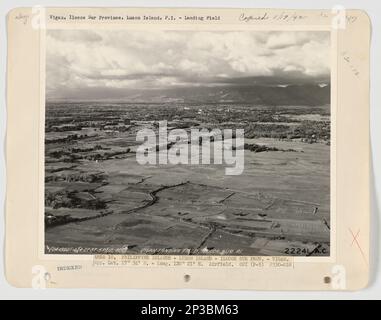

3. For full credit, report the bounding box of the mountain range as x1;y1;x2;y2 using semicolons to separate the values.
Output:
48;83;330;106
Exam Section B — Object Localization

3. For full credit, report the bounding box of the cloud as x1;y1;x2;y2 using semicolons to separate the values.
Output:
48;30;103;43
46;30;330;100
266;32;309;49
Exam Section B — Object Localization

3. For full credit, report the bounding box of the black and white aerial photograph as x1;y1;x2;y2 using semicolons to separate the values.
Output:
44;30;331;256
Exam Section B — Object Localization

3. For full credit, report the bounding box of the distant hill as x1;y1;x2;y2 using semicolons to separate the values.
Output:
153;84;331;106
48;84;330;106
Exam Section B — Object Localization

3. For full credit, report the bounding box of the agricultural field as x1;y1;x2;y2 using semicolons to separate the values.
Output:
45;102;330;256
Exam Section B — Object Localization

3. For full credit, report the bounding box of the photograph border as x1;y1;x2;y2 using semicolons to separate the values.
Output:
5;7;370;290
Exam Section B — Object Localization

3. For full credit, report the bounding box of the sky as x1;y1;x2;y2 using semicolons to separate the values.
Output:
46;30;330;101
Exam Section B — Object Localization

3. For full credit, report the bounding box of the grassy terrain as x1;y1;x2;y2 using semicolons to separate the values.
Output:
45;102;330;256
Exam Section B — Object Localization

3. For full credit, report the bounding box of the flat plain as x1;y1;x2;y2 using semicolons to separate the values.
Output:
45;102;330;256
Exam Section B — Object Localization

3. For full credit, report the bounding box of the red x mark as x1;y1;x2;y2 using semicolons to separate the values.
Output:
351;229;360;246
349;228;368;266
